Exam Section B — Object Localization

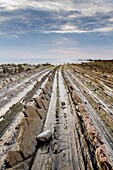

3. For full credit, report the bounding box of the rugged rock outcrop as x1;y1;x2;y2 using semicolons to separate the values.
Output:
0;64;113;170
0;71;55;169
96;144;113;170
63;70;113;170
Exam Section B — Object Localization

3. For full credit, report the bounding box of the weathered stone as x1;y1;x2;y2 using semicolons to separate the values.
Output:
6;78;11;83
16;116;43;158
40;99;49;110
36;108;46;120
41;94;50;101
0;83;2;89
42;87;51;98
40;93;49;101
34;97;46;110
45;83;52;92
5;150;23;167
23;105;39;118
7;158;32;170
96;144;113;170
37;130;52;142
31;155;45;170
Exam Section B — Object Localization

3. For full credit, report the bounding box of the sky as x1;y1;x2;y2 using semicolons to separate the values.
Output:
0;0;113;64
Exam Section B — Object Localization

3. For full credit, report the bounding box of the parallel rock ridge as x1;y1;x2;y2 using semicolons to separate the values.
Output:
0;69;56;170
63;66;113;170
0;62;113;170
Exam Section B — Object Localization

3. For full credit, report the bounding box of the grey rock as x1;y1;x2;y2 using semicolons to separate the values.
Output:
37;130;52;142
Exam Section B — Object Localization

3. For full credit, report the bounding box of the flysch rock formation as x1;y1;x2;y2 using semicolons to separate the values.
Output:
0;70;56;170
0;64;113;170
63;68;113;170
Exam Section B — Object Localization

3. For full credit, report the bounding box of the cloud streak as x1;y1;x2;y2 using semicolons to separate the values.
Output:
0;0;113;63
0;5;113;37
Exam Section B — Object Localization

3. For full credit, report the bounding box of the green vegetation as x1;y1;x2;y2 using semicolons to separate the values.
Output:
49;158;53;170
76;60;113;73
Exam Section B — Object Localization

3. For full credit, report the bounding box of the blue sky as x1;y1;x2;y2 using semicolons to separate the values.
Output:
0;0;113;64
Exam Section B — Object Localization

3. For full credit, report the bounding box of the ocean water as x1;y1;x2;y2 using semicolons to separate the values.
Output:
1;57;111;65
0;57;57;64
0;57;85;65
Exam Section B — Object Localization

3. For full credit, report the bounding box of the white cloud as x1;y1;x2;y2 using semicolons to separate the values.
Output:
0;0;73;11
0;0;113;36
109;17;113;22
95;27;113;32
0;0;113;15
49;47;83;54
46;22;113;33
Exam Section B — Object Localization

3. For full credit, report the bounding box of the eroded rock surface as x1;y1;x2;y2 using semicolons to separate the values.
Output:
0;69;55;169
37;130;52;142
0;63;113;170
